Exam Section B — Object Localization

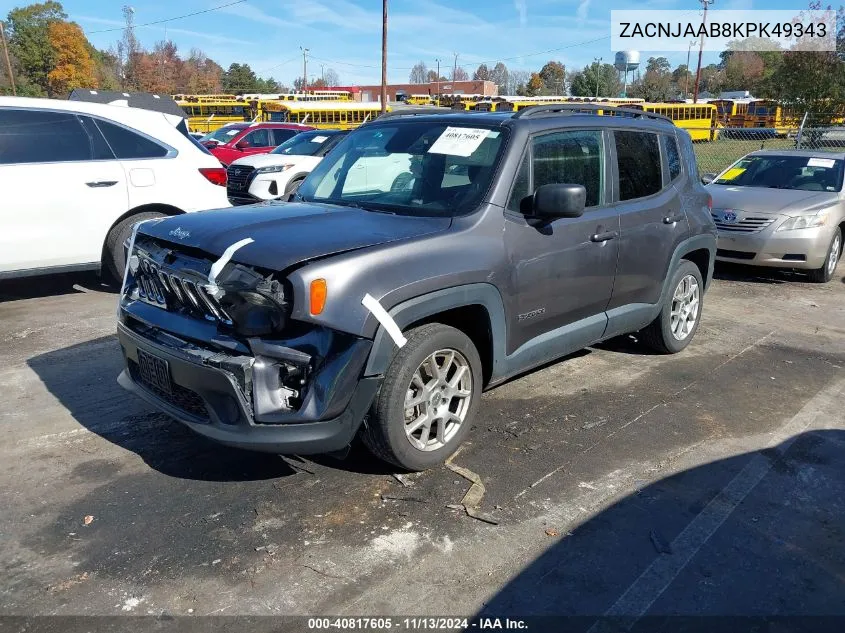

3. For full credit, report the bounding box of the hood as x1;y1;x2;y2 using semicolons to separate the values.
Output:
708;185;839;216
138;202;452;272
230;153;314;169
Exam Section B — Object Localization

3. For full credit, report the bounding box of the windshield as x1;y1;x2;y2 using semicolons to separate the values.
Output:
201;125;246;144
296;121;506;216
271;131;343;156
714;155;844;192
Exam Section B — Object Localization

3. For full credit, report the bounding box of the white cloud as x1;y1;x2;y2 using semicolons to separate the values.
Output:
514;0;528;26
576;0;592;21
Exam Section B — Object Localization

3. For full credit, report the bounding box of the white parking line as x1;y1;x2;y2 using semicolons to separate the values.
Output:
590;376;845;630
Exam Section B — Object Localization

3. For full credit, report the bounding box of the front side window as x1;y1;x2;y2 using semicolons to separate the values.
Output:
615;130;662;201
0;109;92;164
532;129;604;207
298;121;506;217
243;129;271;147
95;119;168;159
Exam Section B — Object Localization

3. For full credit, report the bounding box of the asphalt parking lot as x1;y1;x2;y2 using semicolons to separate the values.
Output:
1;264;844;622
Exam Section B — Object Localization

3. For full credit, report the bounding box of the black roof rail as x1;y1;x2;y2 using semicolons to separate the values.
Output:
512;103;673;125
374;106;454;119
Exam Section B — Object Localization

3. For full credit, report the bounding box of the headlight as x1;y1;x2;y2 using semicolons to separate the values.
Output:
776;210;830;231
255;164;293;174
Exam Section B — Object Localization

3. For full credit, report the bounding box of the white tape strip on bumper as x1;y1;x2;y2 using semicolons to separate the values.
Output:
362;293;407;349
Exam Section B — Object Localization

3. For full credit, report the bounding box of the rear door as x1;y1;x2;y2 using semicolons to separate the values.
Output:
0;109;127;274
503;128;620;352
606;129;689;311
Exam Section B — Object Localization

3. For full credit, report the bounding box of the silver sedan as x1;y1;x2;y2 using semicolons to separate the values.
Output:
704;150;844;282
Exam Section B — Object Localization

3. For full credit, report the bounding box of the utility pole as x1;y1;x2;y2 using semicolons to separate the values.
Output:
435;58;440;98
684;40;695;100
0;21;15;96
692;0;714;104
380;0;387;113
320;64;325;84
300;46;309;92
593;57;602;98
452;52;458;81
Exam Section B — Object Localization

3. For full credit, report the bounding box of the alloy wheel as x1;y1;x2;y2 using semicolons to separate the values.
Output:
670;274;700;341
403;349;473;452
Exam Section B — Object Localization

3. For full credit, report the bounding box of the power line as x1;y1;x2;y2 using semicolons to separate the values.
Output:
86;0;247;34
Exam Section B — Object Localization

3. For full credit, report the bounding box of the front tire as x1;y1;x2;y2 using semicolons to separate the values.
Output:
361;323;482;471
642;260;704;354
104;211;166;283
807;227;841;284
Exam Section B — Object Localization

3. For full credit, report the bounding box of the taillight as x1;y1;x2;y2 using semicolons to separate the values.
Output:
199;167;227;187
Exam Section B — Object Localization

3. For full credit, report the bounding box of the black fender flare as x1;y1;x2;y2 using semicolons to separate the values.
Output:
363;283;508;379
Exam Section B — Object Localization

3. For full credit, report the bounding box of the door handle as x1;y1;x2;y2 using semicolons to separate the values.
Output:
663;213;684;224
86;180;118;188
590;230;618;243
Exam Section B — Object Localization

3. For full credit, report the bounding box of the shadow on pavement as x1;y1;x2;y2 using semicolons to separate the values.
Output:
713;262;812;285
0;271;116;302
27;336;297;482
476;429;845;627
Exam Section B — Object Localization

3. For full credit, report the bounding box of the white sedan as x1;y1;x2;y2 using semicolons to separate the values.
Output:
226;130;348;205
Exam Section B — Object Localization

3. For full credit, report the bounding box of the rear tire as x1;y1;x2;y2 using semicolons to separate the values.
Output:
104;211;167;283
361;323;482;471
807;227;841;284
641;260;704;354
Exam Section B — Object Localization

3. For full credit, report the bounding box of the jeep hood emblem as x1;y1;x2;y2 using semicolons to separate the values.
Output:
169;227;191;240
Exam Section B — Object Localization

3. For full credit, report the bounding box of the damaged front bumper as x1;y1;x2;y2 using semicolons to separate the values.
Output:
117;304;381;454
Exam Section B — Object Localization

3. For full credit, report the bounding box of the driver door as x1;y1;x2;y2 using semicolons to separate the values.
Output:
503;129;619;353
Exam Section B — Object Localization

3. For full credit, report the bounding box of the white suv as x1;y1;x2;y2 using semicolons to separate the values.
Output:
0;97;230;281
227;129;347;205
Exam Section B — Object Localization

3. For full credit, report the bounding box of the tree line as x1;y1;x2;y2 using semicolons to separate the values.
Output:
0;1;341;97
408;4;845;118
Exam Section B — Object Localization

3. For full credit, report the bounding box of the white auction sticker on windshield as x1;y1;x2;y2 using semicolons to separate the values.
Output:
311;135;328;143
807;157;835;168
428;127;489;157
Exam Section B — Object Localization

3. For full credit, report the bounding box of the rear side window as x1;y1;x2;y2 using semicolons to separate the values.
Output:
0;109;92;164
271;128;298;146
94;119;169;159
532;129;604;207
78;116;116;160
615;131;662;200
664;135;681;180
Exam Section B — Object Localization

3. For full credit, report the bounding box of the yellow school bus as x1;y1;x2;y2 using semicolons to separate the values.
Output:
175;97;249;133
709;99;752;127
745;100;801;135
625;102;718;141
406;94;433;105
475;96;646;113
260;101;388;129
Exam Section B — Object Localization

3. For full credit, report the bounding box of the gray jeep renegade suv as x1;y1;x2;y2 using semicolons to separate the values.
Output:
117;105;717;471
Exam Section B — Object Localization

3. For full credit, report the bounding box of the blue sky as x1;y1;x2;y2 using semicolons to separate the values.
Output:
2;0;777;86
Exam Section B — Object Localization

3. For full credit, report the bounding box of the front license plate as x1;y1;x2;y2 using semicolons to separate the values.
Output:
137;348;172;396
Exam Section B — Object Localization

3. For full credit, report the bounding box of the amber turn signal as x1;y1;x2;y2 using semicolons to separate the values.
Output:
309;278;327;315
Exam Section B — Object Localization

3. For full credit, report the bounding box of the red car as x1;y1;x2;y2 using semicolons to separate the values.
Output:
200;122;315;167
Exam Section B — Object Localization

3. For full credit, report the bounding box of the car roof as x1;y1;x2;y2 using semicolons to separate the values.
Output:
364;109;676;134
0;96;183;128
748;149;845;160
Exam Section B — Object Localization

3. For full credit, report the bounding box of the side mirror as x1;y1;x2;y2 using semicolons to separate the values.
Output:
701;172;717;185
235;140;250;150
532;183;586;219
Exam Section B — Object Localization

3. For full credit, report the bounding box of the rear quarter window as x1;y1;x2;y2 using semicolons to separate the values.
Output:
94;119;169;159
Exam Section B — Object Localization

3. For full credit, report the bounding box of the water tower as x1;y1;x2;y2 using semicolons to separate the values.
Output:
614;51;640;97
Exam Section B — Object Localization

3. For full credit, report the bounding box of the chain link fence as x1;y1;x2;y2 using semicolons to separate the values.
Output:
693;125;845;176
